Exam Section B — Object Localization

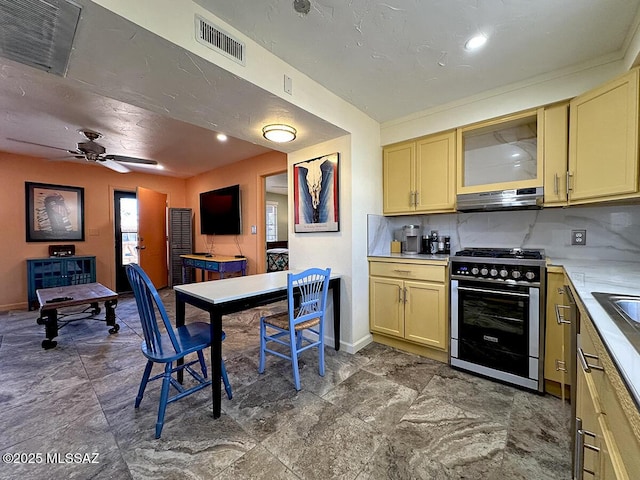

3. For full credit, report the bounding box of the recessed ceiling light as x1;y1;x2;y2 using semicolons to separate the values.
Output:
217;133;228;141
465;34;487;51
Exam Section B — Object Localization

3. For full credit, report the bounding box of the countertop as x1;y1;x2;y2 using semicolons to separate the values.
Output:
549;258;640;406
368;253;450;263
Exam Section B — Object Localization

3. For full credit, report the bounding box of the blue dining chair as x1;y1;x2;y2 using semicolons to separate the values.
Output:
259;267;331;390
126;263;232;438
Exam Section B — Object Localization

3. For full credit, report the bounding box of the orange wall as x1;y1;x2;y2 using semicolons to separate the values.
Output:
0;149;286;310
0;152;187;310
185;151;287;275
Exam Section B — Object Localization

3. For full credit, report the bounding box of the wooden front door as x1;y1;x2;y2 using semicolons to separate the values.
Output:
137;187;168;288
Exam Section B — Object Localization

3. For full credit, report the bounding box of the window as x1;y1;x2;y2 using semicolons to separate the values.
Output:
266;201;278;242
120;197;138;265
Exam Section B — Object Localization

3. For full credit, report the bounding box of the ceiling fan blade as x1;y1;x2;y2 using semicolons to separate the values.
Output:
6;138;70;152
99;159;131;173
104;154;157;165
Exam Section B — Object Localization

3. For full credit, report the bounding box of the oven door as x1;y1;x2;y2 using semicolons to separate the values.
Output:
451;279;540;381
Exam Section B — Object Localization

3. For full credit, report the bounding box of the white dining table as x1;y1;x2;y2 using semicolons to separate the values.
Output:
173;270;341;418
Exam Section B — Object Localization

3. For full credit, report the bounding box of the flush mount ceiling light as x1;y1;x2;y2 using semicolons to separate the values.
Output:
465;34;487;51
262;124;297;143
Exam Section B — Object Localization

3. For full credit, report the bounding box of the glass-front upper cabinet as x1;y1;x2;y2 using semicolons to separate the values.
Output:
456;108;543;194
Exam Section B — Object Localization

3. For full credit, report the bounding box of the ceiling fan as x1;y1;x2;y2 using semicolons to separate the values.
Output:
9;129;158;173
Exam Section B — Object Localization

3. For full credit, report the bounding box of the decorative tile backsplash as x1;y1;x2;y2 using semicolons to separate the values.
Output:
368;204;640;262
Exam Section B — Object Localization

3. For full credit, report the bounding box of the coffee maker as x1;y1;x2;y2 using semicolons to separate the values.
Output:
402;225;420;254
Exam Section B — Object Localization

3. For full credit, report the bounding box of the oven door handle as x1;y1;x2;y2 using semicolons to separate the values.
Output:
456;285;530;298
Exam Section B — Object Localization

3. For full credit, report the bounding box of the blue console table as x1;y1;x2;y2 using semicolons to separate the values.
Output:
180;254;247;284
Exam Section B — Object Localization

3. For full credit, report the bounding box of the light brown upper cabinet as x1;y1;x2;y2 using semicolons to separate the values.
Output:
456;109;544;194
383;130;456;215
542;102;570;206
568;68;639;204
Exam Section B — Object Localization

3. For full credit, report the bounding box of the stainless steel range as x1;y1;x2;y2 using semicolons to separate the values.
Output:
450;248;546;392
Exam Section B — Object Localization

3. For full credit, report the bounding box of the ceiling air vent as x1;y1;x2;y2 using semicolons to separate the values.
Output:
0;0;81;76
195;14;245;66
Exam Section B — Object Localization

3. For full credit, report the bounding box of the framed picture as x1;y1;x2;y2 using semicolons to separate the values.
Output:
25;182;85;242
293;152;339;233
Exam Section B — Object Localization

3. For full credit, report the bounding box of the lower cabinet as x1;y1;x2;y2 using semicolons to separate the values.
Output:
369;258;448;361
574;310;640;479
544;267;572;396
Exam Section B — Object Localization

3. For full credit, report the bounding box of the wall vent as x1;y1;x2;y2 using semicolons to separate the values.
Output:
195;14;245;66
0;0;81;76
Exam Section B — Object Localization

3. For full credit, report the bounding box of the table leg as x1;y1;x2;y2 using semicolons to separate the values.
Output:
331;278;341;351
176;292;186;383
41;309;58;349
105;299;120;334
210;308;223;419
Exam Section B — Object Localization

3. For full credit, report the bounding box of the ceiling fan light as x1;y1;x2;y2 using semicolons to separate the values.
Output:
262;124;297;143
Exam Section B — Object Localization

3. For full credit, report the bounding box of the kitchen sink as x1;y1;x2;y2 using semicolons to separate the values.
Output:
613;299;640;324
592;292;640;354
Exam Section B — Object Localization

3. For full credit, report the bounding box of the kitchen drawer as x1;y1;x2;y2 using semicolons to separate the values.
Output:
369;261;445;282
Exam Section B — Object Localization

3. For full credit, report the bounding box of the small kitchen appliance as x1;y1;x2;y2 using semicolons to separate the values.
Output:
402;225;420;254
449;247;546;392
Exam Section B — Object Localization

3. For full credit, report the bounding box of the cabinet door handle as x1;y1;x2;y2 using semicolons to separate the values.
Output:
555;359;567;372
414;191;419;206
575;419;600;480
575;417;584;480
554;173;559;195
581;429;600;478
403;287;408;304
578;347;604;373
555;304;571;325
398;286;403;303
409;191;415;206
567;171;574;193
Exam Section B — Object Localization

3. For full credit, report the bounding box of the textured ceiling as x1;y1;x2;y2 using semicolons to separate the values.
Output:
1;0;639;177
202;0;640;122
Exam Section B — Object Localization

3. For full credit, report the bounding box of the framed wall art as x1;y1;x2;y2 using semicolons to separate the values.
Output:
25;182;85;242
293;152;339;233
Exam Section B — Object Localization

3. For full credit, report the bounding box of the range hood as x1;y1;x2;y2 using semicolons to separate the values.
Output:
456;187;544;212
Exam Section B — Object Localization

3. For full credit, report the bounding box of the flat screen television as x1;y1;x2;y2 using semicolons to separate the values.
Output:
199;184;242;235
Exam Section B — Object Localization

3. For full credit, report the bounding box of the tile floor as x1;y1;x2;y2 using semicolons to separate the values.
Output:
0;290;572;479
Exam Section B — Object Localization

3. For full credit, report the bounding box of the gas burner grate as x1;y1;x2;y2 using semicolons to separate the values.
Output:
454;248;544;260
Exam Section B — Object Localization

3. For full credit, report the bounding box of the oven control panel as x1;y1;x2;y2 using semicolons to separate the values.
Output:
451;262;543;283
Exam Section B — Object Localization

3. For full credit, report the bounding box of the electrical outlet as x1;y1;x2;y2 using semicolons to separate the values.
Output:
571;229;586;246
251;225;257;234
